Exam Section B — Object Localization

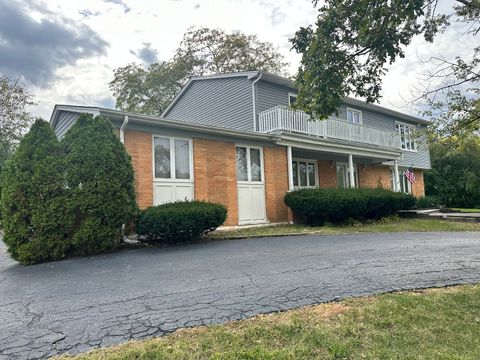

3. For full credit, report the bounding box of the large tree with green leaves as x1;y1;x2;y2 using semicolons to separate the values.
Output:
1;119;71;265
291;0;479;133
110;27;288;116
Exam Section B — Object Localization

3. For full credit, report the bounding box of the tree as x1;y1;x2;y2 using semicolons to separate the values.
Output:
1;120;71;265
62;114;137;255
425;134;480;207
174;27;288;77
291;0;479;127
0;75;35;158
110;27;289;116
110;60;190;116
0;75;35;221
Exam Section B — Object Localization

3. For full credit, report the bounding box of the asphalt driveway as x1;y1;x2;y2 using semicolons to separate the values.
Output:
1;231;480;359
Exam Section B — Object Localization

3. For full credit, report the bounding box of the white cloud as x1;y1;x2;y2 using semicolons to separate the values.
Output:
0;0;472;120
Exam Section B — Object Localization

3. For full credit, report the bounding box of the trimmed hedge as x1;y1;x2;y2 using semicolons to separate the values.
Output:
1;120;72;264
136;201;227;243
284;188;415;225
416;195;443;209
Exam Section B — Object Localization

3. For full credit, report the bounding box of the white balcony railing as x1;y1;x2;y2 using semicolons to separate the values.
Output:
258;106;401;150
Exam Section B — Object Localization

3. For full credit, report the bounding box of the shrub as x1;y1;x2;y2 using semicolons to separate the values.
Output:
416;195;443;209
284;188;415;225
63;114;137;255
136;201;227;243
0;120;72;264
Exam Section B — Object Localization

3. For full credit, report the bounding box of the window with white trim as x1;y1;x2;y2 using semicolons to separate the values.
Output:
347;108;362;124
292;159;317;188
154;136;192;180
395;122;417;151
390;168;412;194
288;93;297;107
236;146;263;182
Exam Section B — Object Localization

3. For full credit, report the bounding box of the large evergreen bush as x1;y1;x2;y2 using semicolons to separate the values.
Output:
63;114;137;255
1;120;71;264
284;188;415;225
136;201;227;243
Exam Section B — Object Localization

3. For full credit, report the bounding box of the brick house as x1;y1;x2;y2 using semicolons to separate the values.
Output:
49;71;431;226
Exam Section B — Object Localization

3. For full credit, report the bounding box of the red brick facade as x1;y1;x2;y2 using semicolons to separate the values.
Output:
193;139;238;226
263;146;290;223
122;130;426;225
123;129;153;209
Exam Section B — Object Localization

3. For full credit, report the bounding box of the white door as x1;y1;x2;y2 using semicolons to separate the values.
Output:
236;146;266;225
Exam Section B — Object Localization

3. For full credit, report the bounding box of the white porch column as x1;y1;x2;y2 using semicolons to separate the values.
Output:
393;159;400;192
287;146;294;191
348;154;355;188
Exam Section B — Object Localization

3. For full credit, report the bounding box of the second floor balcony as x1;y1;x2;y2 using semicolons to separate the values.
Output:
258;106;401;150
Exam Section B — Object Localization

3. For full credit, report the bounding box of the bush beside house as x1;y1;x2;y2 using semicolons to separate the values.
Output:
136;201;227;243
0;120;72;264
63;115;137;255
285;188;415;225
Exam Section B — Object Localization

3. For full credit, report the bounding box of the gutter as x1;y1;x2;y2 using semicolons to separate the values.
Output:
119;115;129;144
251;71;263;131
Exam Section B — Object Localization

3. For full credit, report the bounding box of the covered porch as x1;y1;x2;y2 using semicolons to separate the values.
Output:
279;135;404;193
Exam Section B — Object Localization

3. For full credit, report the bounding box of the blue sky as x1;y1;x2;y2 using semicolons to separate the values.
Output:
0;0;475;119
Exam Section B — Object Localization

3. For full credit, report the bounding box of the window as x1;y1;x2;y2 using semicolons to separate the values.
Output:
347;108;362;124
154;136;191;180
236;146;263;182
390;168;412;194
288;93;297;107
395;122;417;151
336;163;358;189
292;159;317;187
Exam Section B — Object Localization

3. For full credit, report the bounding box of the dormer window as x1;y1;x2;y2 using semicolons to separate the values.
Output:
288;93;297;107
347;108;362;124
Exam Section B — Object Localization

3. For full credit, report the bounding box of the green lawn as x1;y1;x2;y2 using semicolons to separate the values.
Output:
452;208;480;213
212;218;480;239
58;285;480;359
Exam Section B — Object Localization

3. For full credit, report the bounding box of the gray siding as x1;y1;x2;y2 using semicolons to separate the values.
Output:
255;80;293;113
165;77;254;131
54;111;80;138
253;81;430;169
330;104;430;169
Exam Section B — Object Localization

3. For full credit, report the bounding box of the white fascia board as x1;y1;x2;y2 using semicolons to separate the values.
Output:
277;135;402;160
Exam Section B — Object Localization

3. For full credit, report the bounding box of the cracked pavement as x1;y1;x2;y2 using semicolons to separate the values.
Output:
1;231;480;359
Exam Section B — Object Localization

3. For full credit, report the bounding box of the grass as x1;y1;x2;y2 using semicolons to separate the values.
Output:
452;208;480;213
212;218;480;239
58;284;480;360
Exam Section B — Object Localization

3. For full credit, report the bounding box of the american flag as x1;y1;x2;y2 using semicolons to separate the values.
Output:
404;166;416;184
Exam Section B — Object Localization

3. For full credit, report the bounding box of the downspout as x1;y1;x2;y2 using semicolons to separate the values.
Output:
251;72;263;131
120;115;129;144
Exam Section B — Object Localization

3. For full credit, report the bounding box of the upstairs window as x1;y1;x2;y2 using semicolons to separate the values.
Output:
347;108;362;124
395;122;417;151
288;93;297;107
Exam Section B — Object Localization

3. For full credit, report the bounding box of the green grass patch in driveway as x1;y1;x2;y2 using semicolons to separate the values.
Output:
212;218;480;239
57;285;480;359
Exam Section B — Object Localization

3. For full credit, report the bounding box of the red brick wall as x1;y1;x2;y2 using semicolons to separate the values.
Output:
193;139;238;226
358;164;392;190
412;169;425;197
123;130;153;209
318;160;337;188
264;146;290;223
